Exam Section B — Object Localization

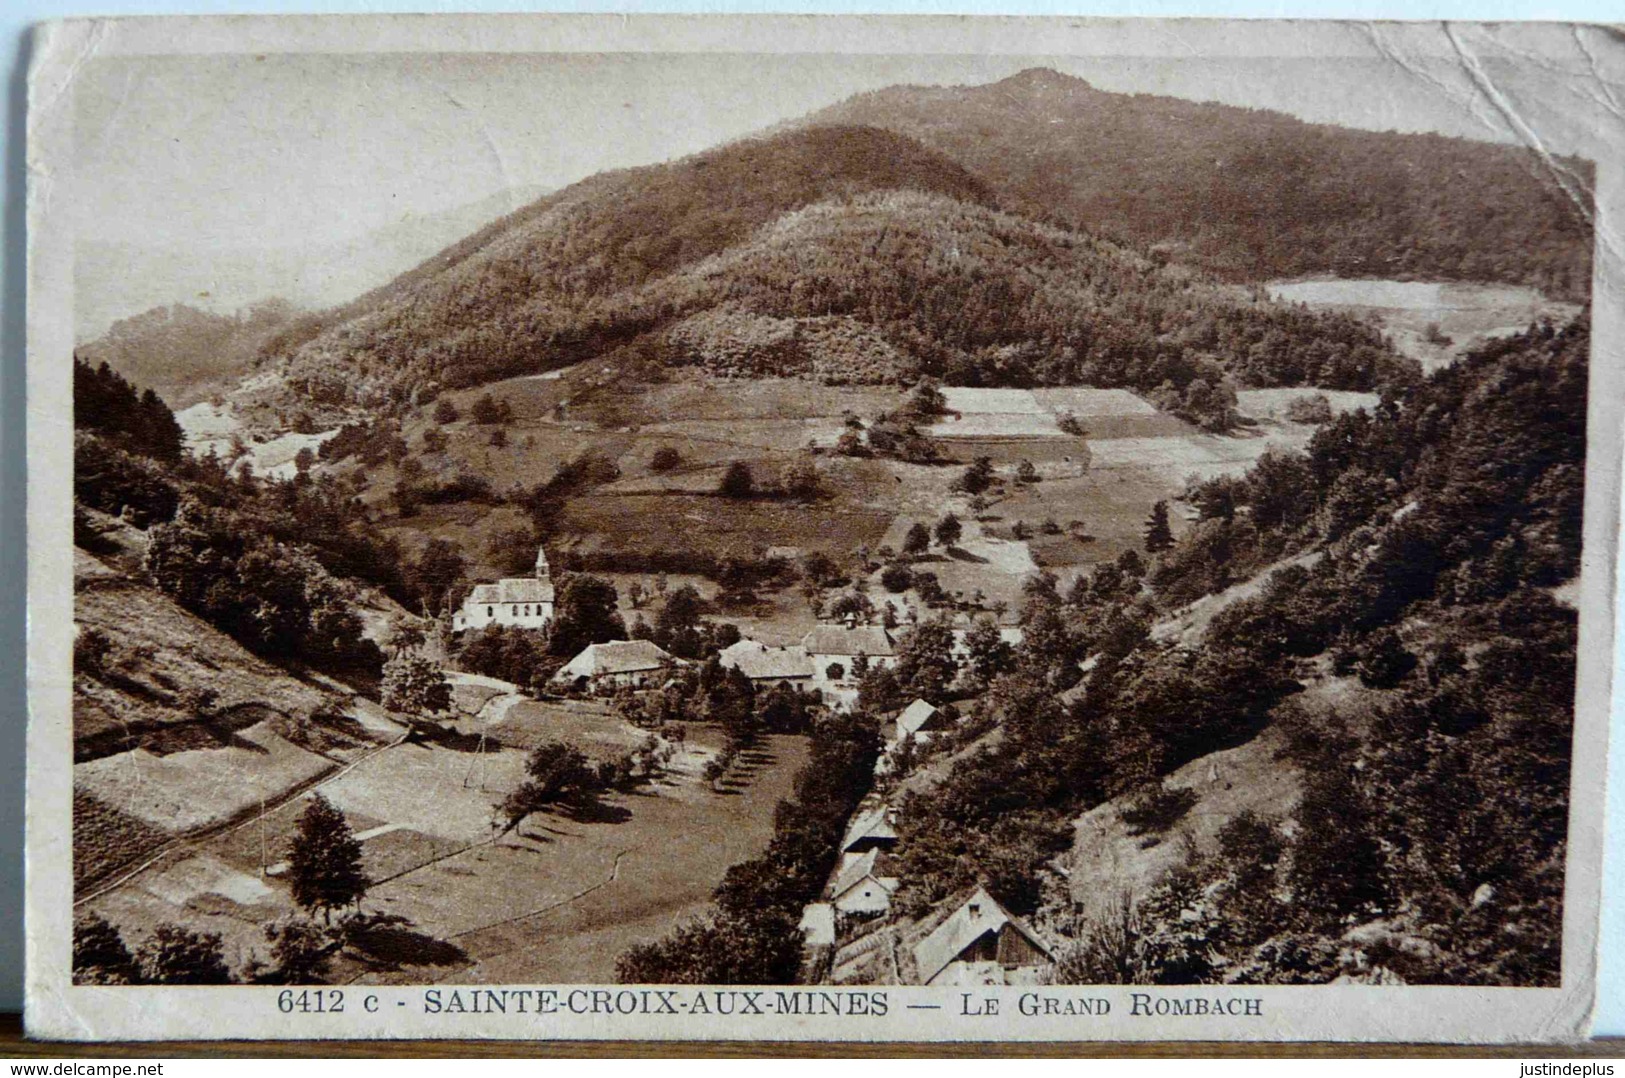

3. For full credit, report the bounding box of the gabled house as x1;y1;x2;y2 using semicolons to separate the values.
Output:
894;699;949;745
803;624;896;687
840;807;899;854
911;886;1057;987
718;639;815;688
827;848;901;915
552;639;677;690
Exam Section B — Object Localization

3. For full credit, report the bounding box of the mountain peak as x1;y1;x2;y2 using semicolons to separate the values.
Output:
995;67;1094;93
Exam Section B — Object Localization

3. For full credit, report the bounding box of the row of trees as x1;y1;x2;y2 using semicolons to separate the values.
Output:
615;710;881;983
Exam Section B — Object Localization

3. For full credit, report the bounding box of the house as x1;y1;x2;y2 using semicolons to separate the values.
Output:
840;807;899;854
827;848;901;915
553;639;677;690
453;547;556;633
911;886;1057;987
894;699;949;745
718;639;815;688
803;624;896;686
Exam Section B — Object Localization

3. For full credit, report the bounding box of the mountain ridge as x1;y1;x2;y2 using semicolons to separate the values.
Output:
799;67;1592;298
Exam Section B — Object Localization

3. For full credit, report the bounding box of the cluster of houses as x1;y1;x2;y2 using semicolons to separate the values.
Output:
792;695;1057;986
451;546;1024;705
452;547;1054;985
798;703;1057;986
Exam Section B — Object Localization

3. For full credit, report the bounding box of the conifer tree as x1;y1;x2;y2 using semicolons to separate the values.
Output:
1143;500;1174;553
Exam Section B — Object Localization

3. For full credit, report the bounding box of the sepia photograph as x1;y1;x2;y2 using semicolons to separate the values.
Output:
23;14;1624;1043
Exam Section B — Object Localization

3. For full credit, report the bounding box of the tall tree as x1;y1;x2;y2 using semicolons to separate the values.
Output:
380;650;452;717
548;574;626;657
892;617;958;701
286;794;370;924
1143;500;1175;553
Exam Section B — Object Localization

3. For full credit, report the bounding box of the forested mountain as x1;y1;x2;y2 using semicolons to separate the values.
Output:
261;127;1415;419
887;318;1586;985
803;68;1593;300
261;126;993;402
79;300;300;408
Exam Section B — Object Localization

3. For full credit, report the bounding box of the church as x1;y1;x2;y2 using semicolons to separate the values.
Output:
452;547;556;632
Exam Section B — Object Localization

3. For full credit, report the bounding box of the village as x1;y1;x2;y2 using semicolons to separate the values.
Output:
71;351;1418;989
431;514;1053;986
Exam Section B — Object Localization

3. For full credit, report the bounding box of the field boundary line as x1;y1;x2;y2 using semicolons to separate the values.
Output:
74;729;412;907
445;843;640;943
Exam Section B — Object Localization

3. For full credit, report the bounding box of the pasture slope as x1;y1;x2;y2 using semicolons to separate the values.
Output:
76;686;810;985
1268;278;1581;373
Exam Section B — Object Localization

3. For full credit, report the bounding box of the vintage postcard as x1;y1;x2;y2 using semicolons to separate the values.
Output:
25;14;1624;1043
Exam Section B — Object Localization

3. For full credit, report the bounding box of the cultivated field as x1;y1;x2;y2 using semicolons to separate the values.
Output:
1268;277;1582;373
1233;388;1380;423
77;682;811;985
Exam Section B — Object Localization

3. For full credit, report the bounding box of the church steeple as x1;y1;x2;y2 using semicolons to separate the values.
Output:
535;546;552;581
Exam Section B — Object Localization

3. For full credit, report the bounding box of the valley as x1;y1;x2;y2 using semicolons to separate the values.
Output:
68;65;1589;992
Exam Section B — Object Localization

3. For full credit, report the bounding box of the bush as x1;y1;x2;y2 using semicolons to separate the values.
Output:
718;461;755;499
1285;393;1334;424
1118;784;1198;837
470;393;512;425
136;923;233;984
650;446;683;473
1354;627;1417;688
880;564;914;593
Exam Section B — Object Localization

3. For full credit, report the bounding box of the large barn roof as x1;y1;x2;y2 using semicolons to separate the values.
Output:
802;624;895;658
912;886;1056;986
556;639;674;678
719;639;815;681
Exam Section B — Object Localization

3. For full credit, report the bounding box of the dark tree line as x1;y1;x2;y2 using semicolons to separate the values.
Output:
74;356;184;462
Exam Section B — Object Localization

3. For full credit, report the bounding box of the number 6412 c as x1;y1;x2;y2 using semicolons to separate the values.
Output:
277;989;345;1014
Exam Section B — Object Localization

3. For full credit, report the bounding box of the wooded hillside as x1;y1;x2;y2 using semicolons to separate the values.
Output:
806;68;1593;300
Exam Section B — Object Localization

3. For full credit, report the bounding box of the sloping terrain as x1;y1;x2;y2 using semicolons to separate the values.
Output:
73;550;334;761
264;125;993;399
254;125;1413;416
804;68;1592;298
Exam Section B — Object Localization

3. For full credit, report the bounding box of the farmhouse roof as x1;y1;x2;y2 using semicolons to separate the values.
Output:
556;639;674;678
840;807;899;852
829;848;900;902
912;886;1057;987
802;624;895;659
469;577;556;606
896;699;941;738
719;640;816;681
